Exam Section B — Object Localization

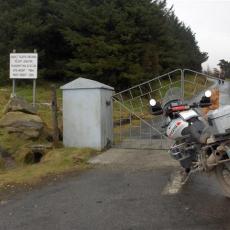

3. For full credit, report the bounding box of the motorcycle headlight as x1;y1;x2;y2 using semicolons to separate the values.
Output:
205;90;212;98
149;99;156;106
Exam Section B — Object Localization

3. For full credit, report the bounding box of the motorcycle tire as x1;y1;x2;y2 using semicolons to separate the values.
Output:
215;163;230;198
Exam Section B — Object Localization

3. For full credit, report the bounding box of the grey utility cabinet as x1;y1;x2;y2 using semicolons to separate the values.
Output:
61;78;114;150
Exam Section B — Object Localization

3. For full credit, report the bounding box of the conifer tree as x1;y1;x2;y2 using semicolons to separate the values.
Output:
0;0;208;88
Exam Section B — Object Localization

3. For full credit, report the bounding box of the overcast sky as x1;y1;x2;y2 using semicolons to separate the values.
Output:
166;0;230;70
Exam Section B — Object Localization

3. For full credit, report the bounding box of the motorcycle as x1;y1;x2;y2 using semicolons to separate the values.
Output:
149;87;230;197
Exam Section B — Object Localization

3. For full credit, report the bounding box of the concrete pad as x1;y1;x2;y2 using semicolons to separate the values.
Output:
89;148;178;169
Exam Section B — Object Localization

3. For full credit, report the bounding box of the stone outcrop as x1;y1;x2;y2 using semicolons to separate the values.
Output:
0;97;44;140
4;97;37;115
0;112;44;140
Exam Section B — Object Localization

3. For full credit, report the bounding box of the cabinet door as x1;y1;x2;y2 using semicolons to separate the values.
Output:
101;90;113;148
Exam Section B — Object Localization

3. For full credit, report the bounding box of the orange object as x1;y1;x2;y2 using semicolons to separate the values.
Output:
202;88;220;115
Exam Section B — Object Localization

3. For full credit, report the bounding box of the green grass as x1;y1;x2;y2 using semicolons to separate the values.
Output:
0;83;63;154
0;83;99;188
0;83;62;126
0;148;97;187
0;130;32;154
184;74;213;99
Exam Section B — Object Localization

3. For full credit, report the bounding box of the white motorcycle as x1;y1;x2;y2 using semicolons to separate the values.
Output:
150;88;230;197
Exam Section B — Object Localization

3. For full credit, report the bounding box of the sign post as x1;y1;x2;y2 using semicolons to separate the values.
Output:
10;50;38;107
33;78;36;107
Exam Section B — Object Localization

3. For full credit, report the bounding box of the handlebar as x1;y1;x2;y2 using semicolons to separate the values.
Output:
150;99;211;116
165;102;210;114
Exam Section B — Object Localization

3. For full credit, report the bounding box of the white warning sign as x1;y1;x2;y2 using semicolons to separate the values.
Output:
10;53;38;79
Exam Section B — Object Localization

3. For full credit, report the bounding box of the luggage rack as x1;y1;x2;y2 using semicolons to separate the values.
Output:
213;132;230;141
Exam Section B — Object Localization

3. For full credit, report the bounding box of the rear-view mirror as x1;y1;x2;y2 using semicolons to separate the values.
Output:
199;96;211;107
150;100;163;115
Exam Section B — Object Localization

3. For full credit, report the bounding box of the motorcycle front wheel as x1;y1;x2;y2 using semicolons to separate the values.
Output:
215;162;230;198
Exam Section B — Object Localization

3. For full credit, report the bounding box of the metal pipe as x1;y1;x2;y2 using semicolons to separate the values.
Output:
33;79;36;107
207;158;230;167
207;145;227;169
12;79;16;97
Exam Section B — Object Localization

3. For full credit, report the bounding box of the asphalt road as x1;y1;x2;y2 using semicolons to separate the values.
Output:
1;82;230;230
0;148;230;230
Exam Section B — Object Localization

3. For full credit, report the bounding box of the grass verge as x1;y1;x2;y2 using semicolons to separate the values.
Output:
0;84;99;190
0;83;62;127
0;148;97;188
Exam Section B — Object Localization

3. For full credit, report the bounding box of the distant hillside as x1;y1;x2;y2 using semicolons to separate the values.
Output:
0;0;208;89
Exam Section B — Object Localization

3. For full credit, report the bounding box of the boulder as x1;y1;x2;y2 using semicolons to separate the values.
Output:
0;112;44;140
4;97;37;115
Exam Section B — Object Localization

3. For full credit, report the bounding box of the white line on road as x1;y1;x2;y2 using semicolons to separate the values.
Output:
162;170;184;195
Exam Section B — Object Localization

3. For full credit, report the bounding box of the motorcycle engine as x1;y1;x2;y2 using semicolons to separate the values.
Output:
169;142;198;169
168;116;211;169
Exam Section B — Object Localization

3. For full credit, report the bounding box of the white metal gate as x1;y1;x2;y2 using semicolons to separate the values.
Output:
113;69;217;149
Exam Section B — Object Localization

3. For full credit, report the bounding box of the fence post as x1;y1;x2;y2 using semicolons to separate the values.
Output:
51;85;59;146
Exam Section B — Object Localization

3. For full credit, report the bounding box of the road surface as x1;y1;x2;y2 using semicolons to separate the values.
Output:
1;148;230;230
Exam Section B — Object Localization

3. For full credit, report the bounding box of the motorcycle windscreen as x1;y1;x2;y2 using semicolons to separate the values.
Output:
160;87;183;129
162;87;183;109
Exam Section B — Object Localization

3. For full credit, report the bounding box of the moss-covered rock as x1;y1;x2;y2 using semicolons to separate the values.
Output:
3;96;37;115
0;112;44;140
